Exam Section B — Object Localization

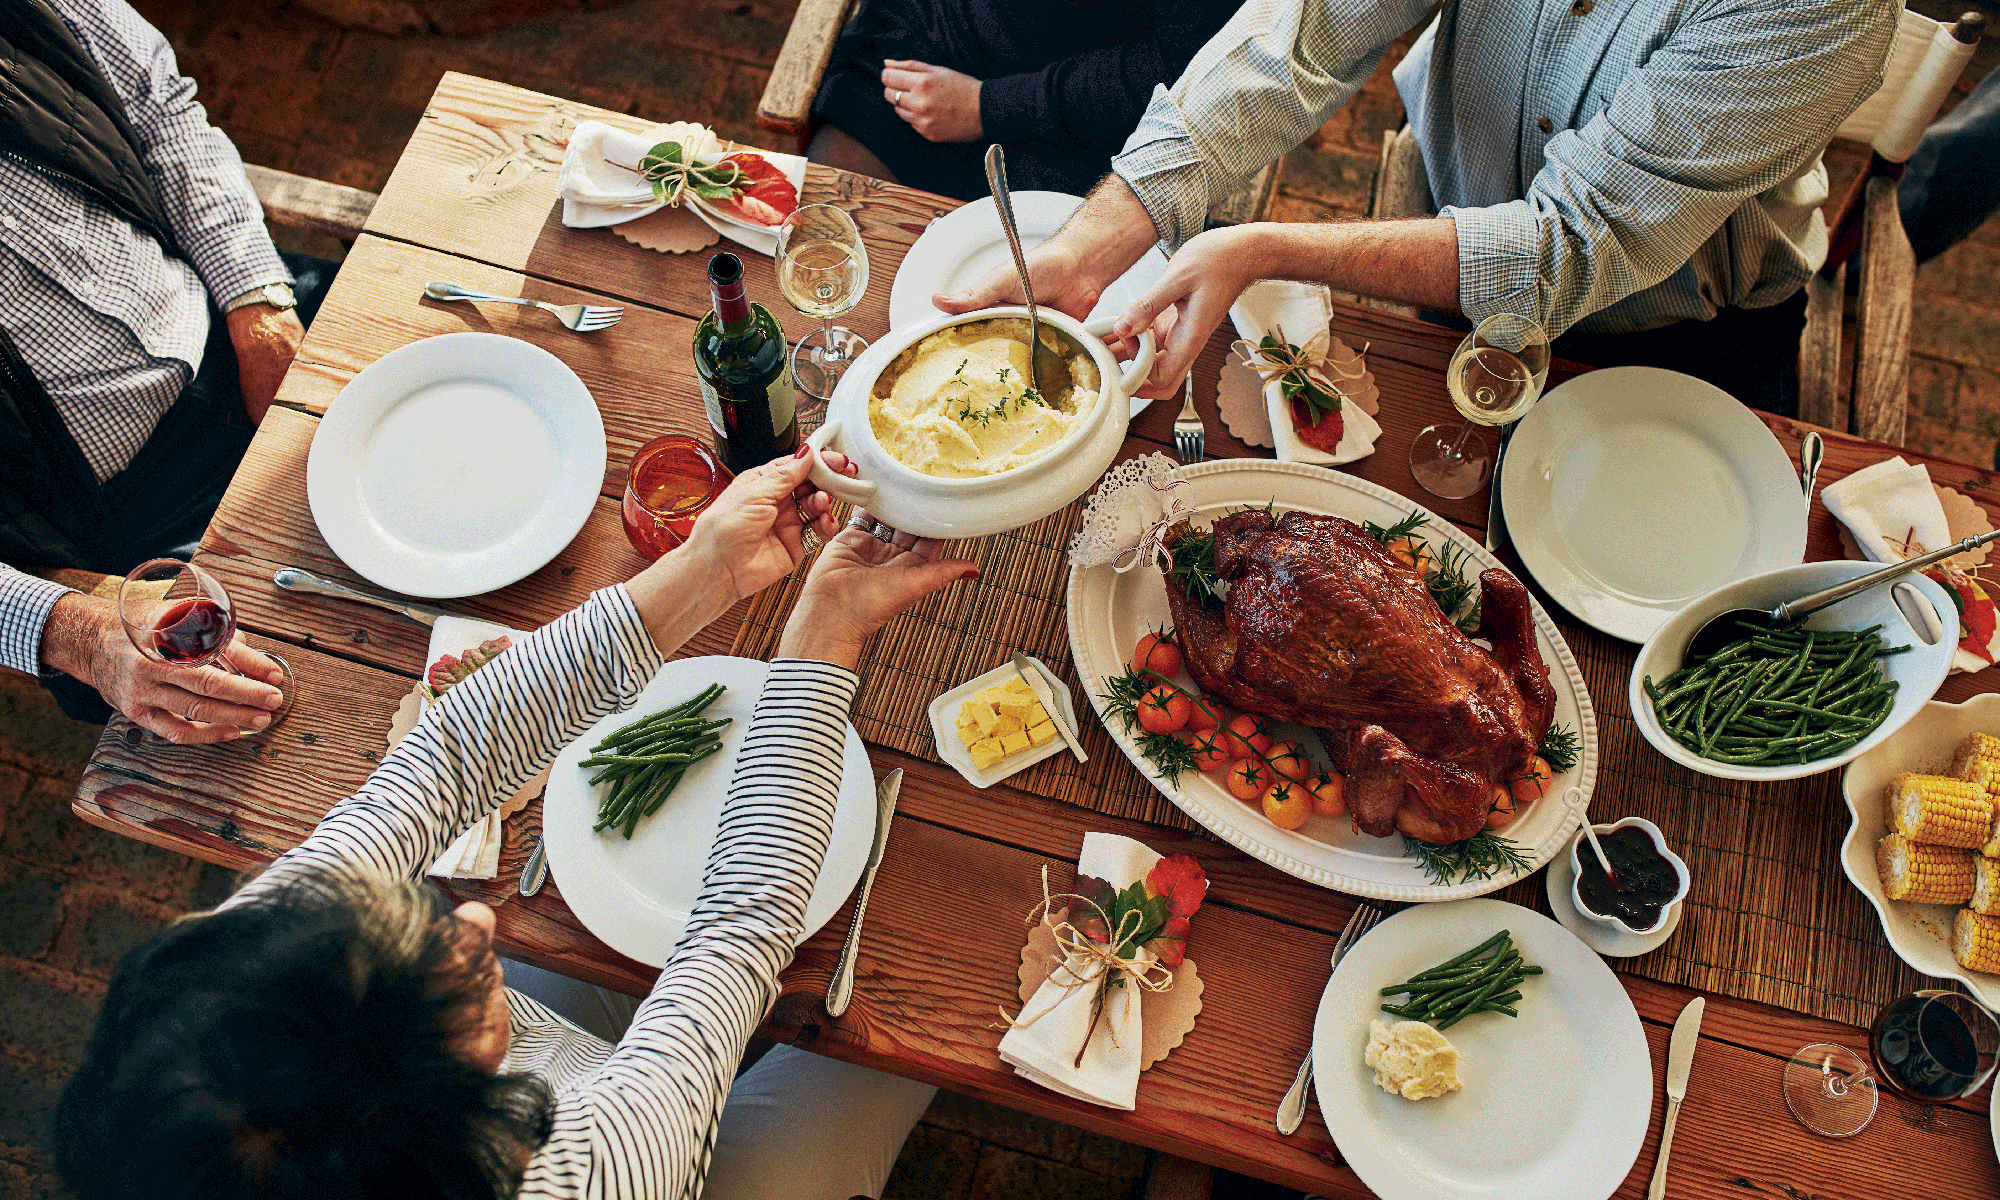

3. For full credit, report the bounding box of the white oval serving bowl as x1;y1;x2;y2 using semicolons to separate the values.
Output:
1567;817;1691;936
1839;692;2000;1009
804;306;1155;539
1628;560;1959;780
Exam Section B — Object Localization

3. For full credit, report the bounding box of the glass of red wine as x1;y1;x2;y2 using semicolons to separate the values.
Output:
1781;989;1998;1137
116;559;294;734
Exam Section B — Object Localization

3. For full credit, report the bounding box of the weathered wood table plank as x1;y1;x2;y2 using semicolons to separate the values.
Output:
71;71;2000;1198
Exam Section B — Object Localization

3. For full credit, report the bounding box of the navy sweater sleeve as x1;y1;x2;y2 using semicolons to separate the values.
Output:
977;0;1241;151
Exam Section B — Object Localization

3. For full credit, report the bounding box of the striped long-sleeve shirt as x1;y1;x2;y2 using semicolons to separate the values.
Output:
225;585;860;1199
1112;0;1899;337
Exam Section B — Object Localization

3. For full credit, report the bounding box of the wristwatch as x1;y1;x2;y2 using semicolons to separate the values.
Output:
222;282;297;313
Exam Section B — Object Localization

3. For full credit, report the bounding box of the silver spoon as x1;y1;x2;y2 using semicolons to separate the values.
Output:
982;145;1070;402
1683;529;2000;664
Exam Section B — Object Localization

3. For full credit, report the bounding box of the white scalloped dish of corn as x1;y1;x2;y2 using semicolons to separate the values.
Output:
1873;733;2000;976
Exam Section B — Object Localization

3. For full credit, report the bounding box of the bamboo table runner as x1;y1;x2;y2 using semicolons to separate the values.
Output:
733;481;1948;1031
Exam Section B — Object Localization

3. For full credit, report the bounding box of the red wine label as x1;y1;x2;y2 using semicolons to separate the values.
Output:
700;374;797;442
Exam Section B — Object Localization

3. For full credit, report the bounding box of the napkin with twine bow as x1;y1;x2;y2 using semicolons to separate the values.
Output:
1821;456;2000;672
386;616;550;879
557;120;806;257
1224;280;1381;463
997;833;1207;1109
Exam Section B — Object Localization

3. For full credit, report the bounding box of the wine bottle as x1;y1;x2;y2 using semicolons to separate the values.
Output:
694;252;798;474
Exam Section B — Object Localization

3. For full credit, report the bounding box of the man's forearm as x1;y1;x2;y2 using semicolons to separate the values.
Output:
1247;218;1463;313
1062;175;1165;290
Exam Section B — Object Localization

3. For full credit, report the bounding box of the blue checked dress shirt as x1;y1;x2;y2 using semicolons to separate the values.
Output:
0;0;289;677
1111;0;1900;338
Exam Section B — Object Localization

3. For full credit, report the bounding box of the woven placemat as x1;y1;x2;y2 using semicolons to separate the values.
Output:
734;514;1949;1030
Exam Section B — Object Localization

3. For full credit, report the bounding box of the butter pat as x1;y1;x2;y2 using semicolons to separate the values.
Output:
1364;1019;1462;1100
969;738;1005;770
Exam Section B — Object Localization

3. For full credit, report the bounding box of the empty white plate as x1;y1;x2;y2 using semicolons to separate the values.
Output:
888;192;1170;416
1500;367;1807;643
307;332;606;598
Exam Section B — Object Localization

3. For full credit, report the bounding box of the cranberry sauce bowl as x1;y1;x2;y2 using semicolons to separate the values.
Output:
1568;816;1691;935
801;306;1155;539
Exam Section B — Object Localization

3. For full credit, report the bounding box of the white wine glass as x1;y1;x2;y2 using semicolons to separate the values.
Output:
776;203;870;404
1408;312;1550;500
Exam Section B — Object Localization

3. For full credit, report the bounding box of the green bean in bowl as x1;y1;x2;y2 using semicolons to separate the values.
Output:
1642;620;1908;767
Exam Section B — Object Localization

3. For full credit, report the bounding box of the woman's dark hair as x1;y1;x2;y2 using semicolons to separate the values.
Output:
52;870;552;1200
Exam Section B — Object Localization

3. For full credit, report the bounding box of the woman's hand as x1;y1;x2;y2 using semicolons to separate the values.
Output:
882;59;983;144
779;514;979;669
679;447;854;601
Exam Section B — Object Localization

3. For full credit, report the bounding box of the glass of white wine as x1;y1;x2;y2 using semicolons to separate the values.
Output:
1408;312;1551;500
776;203;870;403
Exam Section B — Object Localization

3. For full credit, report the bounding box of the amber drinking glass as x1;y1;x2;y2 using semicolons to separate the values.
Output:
621;435;733;560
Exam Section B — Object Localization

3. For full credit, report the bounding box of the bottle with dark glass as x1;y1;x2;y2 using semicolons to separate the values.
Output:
694;252;797;474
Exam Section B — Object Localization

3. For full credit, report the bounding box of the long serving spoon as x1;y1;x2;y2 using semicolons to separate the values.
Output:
1683;528;2000;664
982;144;1070;403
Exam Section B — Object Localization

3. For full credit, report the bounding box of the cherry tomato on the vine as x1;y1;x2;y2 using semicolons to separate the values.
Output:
1268;739;1314;782
1261;779;1311;829
1220;713;1274;760
1307;773;1347;820
1132;631;1182;679
1181;726;1231;772
1137;685;1192;734
1225;757;1275;801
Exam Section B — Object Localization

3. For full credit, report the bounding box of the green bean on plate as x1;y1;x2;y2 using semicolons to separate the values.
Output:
1379;930;1542;1030
586;683;729;839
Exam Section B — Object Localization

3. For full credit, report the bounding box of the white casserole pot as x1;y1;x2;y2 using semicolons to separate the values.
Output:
804;306;1155;539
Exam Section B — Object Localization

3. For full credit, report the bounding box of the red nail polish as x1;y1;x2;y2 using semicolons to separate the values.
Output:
794;444;810;459
961;568;980;581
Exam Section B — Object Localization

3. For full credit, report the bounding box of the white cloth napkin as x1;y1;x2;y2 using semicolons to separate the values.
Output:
426;615;527;881
1820;457;1985;673
557;119;807;258
1227;280;1381;465
998;832;1162;1110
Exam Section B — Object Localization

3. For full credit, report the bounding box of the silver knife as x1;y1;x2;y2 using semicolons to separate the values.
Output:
1484;427;1512;554
1010;652;1088;764
273;567;450;627
825;768;902;1017
517;836;548;897
1648;995;1705;1200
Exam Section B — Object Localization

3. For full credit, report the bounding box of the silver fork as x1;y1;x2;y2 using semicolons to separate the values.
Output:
1275;902;1387;1134
424;281;623;332
1172;372;1204;463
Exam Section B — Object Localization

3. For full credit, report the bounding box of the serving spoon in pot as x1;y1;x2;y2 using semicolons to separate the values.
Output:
1683;529;2000;664
983;144;1071;403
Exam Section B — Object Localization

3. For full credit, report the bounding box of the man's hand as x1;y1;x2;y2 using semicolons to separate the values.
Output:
39;593;286;743
935;174;1162;321
225;303;305;425
778;516;978;669
1113;224;1273;399
882;60;983;144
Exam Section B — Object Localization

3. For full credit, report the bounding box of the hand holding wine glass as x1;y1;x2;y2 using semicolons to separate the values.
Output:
113;560;295;740
776;203;870;403
1409;313;1551;500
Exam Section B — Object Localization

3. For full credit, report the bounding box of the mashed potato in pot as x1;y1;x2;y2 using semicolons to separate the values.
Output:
869;318;1101;478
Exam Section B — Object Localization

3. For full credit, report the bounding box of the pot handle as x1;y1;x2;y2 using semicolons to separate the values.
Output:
805;421;880;508
1084;316;1157;400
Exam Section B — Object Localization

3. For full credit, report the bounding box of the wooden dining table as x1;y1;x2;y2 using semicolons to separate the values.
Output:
71;73;2000;1199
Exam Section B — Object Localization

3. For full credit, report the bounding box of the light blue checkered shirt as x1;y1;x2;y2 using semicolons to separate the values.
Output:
1112;0;1900;338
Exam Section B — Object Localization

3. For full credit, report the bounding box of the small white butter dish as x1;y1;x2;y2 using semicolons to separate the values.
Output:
928;655;1080;789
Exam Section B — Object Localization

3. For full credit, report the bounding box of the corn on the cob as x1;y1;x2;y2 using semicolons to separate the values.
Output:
1952;908;2000;974
1877;835;1976;903
1882;772;1994;849
1974;858;2000;916
1951;733;2000;781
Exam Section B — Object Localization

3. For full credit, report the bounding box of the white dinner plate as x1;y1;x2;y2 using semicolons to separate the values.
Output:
307;332;607;599
888;192;1170;416
541;656;874;967
1838;692;2000;1010
1500;367;1808;644
1065;460;1599;902
1314;900;1652;1200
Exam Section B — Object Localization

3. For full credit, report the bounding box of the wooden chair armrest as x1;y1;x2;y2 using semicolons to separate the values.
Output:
1796;265;1847;432
758;0;857;151
1850;174;1911;446
244;164;378;242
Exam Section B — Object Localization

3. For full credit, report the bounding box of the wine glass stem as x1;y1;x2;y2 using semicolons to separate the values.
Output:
1443;419;1478;463
818;315;838;365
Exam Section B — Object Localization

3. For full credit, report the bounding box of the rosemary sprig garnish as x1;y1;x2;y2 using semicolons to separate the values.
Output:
1361;509;1481;633
1162;527;1224;609
1538;722;1580;773
1361;511;1428;545
1097;666;1199;786
1404;830;1533;886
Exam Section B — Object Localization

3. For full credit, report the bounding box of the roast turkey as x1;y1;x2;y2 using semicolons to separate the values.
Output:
1161;510;1556;844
